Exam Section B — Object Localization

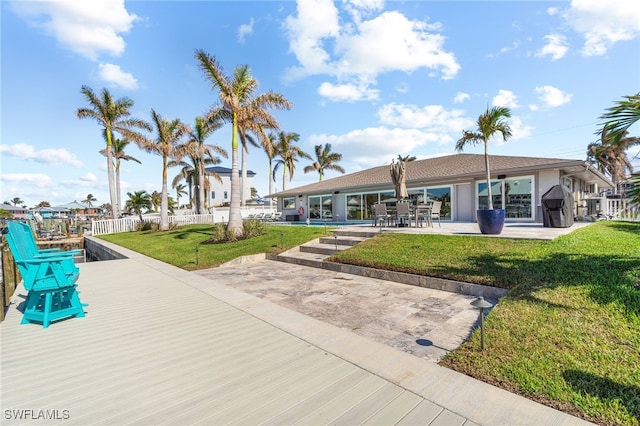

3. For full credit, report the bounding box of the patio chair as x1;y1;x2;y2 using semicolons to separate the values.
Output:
268;211;282;222
416;202;433;227
395;202;414;227
430;201;442;227
373;203;393;227
3;223;86;328
6;222;80;275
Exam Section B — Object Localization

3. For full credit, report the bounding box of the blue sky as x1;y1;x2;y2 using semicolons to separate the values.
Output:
1;0;639;208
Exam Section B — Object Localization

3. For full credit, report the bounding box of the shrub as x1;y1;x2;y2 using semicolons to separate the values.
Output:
135;221;159;232
242;219;266;238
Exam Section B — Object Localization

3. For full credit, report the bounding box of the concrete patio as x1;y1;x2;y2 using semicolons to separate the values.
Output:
0;234;593;425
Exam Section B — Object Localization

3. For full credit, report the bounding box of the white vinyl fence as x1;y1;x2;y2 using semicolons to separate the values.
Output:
606;198;638;220
91;207;276;236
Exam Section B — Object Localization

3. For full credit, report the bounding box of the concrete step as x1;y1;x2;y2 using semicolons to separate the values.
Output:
318;236;367;246
299;243;352;255
269;250;326;269
333;229;380;238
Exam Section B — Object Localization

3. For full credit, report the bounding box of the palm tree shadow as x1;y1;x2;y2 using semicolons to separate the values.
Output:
563;370;640;421
443;252;640;317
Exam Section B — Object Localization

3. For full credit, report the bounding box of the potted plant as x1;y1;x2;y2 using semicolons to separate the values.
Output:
456;106;513;234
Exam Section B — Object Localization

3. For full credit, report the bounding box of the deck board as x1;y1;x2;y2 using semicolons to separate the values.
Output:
1;259;450;425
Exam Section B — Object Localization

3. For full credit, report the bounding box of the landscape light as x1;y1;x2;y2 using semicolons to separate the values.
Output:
471;296;494;350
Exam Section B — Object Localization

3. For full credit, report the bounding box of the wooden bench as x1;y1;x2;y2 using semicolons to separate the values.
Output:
3;222;86;328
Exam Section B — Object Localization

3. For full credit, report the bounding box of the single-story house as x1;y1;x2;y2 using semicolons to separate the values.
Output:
270;153;613;223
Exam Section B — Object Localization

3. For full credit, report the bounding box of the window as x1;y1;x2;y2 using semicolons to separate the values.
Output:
211;191;215;199
282;197;296;209
308;195;332;220
477;176;533;219
425;186;451;219
224;191;228;200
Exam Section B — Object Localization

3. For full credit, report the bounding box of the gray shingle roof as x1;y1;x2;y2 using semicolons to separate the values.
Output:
272;153;608;196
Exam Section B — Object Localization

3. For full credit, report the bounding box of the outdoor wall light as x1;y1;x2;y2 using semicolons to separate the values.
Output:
471;296;494;350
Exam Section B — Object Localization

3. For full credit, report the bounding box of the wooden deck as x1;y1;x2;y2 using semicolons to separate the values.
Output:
1;241;590;425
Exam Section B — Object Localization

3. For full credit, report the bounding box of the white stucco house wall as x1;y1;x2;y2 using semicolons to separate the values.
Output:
204;166;256;207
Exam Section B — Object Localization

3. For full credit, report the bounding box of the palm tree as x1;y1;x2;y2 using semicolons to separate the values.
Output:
125;190;151;221
170;152;224;210
83;194;97;207
273;131;310;191
195;50;292;235
10;197;23;206
587;129;639;193
455;106;512;210
100;137;142;214
599;93;640;143
304;143;345;182
76;86;151;218
138;110;189;230
174;183;188;208
150;190;161;213
397;154;417;162
184;116;228;214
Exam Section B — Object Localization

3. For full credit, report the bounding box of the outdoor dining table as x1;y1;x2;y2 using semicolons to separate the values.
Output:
414;204;434;227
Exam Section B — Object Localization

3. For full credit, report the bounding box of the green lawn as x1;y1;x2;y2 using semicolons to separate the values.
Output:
98;221;639;425
98;224;331;270
329;221;640;426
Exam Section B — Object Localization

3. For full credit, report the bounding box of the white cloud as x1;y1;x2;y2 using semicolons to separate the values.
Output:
536;34;568;61
98;63;138;90
0;173;54;188
547;7;559;16
10;0;139;61
308;126;444;168
535;85;573;107
564;0;640;56
0;143;83;168
508;116;534;142
238;18;254;43
79;173;98;183
492;90;520;109
453;92;470;104
318;81;379;102
377;103;473;134
284;1;460;102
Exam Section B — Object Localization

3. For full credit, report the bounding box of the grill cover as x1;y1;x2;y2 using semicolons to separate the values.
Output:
541;185;574;228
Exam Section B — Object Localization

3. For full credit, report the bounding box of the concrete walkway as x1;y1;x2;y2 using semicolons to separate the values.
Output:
1;235;593;425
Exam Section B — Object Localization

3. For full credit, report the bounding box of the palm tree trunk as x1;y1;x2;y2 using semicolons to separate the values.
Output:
105;129;119;219
241;145;248;207
115;160;122;216
198;153;206;214
268;159;273;207
228;118;243;235
484;142;494;210
160;158;169;231
282;165;287;192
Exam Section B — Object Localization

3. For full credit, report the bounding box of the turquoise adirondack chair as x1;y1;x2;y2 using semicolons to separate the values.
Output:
3;222;86;328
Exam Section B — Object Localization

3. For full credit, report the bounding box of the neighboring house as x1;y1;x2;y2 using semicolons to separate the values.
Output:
0;204;29;219
271;154;613;223
55;201;102;218
204;166;256;207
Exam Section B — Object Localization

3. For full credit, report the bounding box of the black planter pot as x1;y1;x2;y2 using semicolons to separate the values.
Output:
477;209;505;235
